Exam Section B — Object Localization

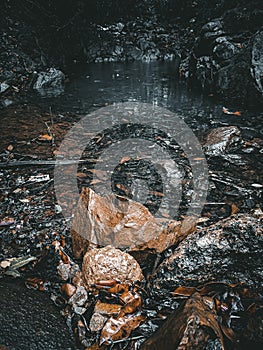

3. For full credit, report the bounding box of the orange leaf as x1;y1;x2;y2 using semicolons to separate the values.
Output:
100;313;146;345
38;134;52;141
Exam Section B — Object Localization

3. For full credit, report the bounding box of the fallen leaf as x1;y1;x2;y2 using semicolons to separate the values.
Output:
222;107;241;116
120;291;142;315
120;156;131;164
0;217;14;227
231;204;239;215
26;277;48;291
100;313;146;345
61;283;76;298
140;292;226;350
38;134;52;142
94;300;122;316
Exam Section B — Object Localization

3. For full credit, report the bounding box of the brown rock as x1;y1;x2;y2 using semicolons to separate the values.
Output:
71;187;196;258
82;246;144;289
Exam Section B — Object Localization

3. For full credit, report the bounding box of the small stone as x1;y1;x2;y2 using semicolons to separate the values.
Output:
89;313;108;332
82;246;144;290
203;126;241;156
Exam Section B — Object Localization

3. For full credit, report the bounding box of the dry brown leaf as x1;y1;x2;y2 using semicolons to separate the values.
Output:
100;313;146;345
231;204;239;215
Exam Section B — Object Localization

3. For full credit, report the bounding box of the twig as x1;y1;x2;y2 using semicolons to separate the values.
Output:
0;159;102;168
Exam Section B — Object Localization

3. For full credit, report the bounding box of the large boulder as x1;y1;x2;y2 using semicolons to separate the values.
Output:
152;214;263;293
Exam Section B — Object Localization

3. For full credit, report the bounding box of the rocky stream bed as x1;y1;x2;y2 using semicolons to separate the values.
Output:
0;1;263;350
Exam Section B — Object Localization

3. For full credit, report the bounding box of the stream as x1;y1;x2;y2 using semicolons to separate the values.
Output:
0;61;262;349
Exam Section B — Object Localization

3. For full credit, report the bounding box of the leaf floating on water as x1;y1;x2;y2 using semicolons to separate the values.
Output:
100;313;146;346
222;107;241;116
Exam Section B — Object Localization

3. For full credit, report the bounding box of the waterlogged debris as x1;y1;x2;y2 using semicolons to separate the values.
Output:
1;255;37;277
100;313;146;345
28;174;50;182
90;301;123;332
26;277;49;291
0;217;14;227
82;246;143;290
222;107;241;116
140;292;226;350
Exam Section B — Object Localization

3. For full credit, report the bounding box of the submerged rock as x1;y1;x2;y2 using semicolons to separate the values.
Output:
82;245;143;289
152;214;263;293
33;68;65;96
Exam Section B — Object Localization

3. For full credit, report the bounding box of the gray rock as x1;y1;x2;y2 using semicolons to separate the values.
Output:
213;37;239;61
33;68;65;96
201;19;225;41
195;56;219;89
251;30;263;94
127;46;143;60
152;214;263;292
203;126;242;156
0;83;9;93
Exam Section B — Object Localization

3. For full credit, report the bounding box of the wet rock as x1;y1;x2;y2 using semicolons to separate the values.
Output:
89;313;108;332
71;187;162;257
251;30;263;94
152;214;263;293
195;56;219;90
203;126;242;156
82;245;143;289
71;187;194;259
33;68;65;96
0;83;9;93
201;19;224;41
213;37;239;61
